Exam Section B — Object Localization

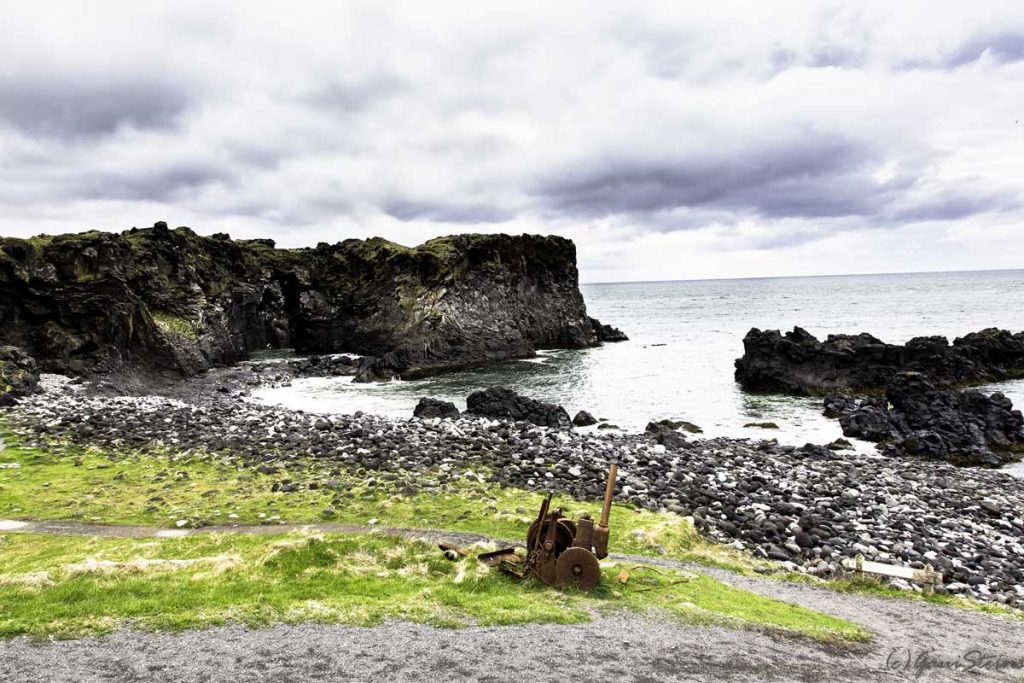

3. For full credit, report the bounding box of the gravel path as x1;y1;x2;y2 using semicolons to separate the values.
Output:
1;604;1021;683
2;520;1023;682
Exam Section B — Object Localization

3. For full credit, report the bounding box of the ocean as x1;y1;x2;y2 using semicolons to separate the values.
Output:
252;269;1024;477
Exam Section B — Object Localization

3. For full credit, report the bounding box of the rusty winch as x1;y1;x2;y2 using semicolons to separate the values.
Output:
479;462;618;592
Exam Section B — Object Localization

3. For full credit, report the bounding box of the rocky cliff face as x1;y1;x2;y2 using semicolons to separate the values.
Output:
735;326;1024;395
0;346;39;406
0;223;621;384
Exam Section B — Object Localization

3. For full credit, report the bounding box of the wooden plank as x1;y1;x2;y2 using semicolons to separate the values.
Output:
842;555;943;585
861;560;917;580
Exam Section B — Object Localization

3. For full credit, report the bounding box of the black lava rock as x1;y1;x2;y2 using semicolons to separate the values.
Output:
832;372;1024;466
465;387;572;429
413;397;461;420
589;317;629;342
736;326;1024;395
572;410;597;427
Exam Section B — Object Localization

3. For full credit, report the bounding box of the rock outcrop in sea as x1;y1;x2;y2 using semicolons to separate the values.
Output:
735;326;1024;395
413;397;460;419
0;222;623;389
826;372;1024;466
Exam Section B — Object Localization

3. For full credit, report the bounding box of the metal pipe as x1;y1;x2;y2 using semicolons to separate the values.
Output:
599;463;617;527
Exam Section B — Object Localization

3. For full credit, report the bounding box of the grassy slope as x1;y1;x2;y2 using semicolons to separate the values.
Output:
2;437;1019;624
0;531;866;642
0;441;754;569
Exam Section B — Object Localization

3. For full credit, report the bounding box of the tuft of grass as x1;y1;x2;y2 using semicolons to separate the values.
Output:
0;532;868;642
150;312;200;342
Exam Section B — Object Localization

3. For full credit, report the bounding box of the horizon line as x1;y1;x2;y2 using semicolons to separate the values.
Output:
580;266;1024;286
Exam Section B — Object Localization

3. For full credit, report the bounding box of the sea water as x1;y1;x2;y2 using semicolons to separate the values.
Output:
251;269;1024;476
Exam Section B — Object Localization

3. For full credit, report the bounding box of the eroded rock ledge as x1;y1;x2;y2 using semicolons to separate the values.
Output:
0;222;624;388
735;326;1024;396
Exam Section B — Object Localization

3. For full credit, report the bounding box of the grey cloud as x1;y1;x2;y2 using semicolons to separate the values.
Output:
889;188;1021;223
770;44;864;74
530;136;891;220
0;76;189;140
807;45;865;69
306;75;407;113
73;162;230;203
943;31;1024;67
383;199;514;224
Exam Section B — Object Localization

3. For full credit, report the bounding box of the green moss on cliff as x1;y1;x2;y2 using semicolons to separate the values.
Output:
151;312;200;343
1;225;588;377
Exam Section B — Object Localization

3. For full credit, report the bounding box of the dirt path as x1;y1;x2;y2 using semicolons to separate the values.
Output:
2;518;1023;682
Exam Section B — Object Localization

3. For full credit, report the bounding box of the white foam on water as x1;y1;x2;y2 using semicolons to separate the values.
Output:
0;520;30;531
1003;461;1024;480
155;529;191;538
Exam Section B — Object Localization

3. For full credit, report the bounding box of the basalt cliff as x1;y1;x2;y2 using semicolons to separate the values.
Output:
0;222;625;392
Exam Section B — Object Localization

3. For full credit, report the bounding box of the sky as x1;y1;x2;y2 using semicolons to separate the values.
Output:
0;1;1022;283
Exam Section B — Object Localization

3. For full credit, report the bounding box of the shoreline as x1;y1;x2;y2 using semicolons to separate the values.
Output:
3;368;1023;610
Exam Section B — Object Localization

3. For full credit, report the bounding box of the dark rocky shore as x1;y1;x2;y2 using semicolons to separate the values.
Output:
5;375;1024;608
0;223;625;395
827;372;1024;466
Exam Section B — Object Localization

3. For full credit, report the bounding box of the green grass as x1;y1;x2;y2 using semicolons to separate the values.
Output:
150;312;200;342
0;531;868;642
2;435;1012;636
0;439;757;570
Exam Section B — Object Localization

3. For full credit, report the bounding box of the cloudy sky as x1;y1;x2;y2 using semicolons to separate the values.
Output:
1;1;1022;282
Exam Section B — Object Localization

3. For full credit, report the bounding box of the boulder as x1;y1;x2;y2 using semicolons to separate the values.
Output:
288;354;358;377
646;418;703;434
572;410;597;427
0;346;40;406
823;395;857;418
838;398;902;442
413;397;460;420
465;387;571;429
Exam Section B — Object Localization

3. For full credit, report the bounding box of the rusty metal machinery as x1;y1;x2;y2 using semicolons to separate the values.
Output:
480;462;618;592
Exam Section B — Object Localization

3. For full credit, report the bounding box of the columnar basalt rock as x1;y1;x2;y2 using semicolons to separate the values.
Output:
0;224;624;384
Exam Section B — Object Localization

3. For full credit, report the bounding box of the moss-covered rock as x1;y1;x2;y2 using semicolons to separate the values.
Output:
0;223;621;381
0;346;40;406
